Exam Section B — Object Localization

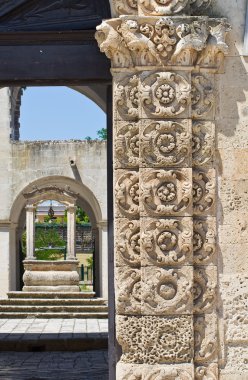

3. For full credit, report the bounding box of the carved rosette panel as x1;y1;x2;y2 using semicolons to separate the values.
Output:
192;74;214;119
117;315;193;364
139;0;189;16
193;169;215;216
115;170;140;218
193;218;216;265
193;267;217;314
140;168;192;217
140;120;192;168
141;218;193;266
192;122;215;168
141;72;191;118
141;266;193;315
114;74;140;121
195;363;218;380
117;364;194;380
194;314;218;364
115;219;141;267
116;267;141;315
115;121;140;168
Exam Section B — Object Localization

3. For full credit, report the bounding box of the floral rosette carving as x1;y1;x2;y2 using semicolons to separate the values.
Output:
191;74;214;119
192;122;215;168
195;364;218;380
140;169;192;217
141;218;193;266
141;72;191;118
115;75;140;120
142;267;193;314
113;0;138;16
193;170;215;216
116;219;141;267
193;267;217;314
141;120;191;167
115;170;140;218
193;218;216;265
139;0;189;16
194;315;217;364
116;267;141;315
115;122;140;168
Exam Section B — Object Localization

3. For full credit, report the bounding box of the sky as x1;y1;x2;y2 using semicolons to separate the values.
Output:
19;87;106;141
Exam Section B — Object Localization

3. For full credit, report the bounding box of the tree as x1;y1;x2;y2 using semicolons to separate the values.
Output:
97;128;107;140
76;206;90;223
85;136;92;141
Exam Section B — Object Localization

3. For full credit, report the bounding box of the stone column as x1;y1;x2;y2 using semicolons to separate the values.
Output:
96;2;230;378
25;205;36;260
66;204;77;260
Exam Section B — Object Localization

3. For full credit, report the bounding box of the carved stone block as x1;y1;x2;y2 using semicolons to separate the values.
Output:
115;218;140;267
191;74;215;120
141;266;193;315
140;119;192;168
140;168;192;217
193;169;216;216
139;0;189;16
193;217;216;265
116;363;194;380
195;363;218;380
115;169;140;219
116;267;141;315
194;266;217;314
140;71;191;119
114;121;140;168
192;121;215;169
141;217;193;266
194;314;218;364
117;315;194;364
114;73;140;121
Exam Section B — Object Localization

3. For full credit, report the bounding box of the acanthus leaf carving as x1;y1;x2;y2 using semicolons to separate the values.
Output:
116;267;141;315
141;72;191;118
140;168;192;217
113;0;138;16
141;120;192;168
193;266;217;314
115;170;140;218
115;74;140;121
141;218;193;266
142;267;193;314
115;218;141;267
192;122;215;168
115;121;140;168
193;218;216;265
193;169;216;216
191;74;215;120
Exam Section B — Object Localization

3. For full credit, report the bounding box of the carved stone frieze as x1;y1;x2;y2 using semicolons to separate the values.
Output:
142;266;193;314
115;170;140;218
139;0;189;16
115;218;141;267
114;74;140;121
140;119;192;167
193;169;215;216
141;217;193;266
193;218;216;265
194;314;218;364
191;74;215;120
96;17;229;70
116;363;194;380
192;122;215;168
195;363;218;380
116;267;141;315
115;121;140;168
194;266;217;314
117;315;193;364
141;71;191;118
140;168;192;217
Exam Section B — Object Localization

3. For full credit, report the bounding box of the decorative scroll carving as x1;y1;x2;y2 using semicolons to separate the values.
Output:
96;17;229;70
193;169;215;216
114;74;140;120
116;219;141;267
190;0;212;14
195;363;218;380
191;74;214;119
142;267;193;314
194;314;217;364
117;363;194;380
113;0;138;16
116;267;141;314
192;122;215;168
140;168;192;217
193;218;216;265
139;0;189;16
141;72;191;118
141;218;193;266
117;315;193;364
140;120;192;168
194;267;217;314
115;170;140;218
115;122;140;168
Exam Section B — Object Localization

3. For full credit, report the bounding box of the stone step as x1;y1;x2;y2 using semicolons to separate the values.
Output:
7;292;96;299
0;312;108;319
1;298;106;306
0;305;108;313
